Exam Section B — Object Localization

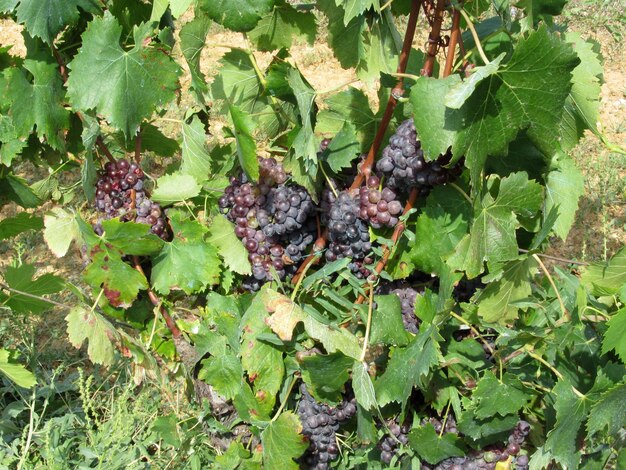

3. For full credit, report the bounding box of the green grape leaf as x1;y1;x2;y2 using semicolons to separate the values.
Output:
475;257;537;324
352;360;377;411
601;307;626;363
180;115;212;182
472;371;530;418
342;0;380;25
197;0;274;32
67;12;181;138
150;0;193;20
300;353;353;404
265;289;362;359
544;155;584;240
375;325;441;407
0;1;19;13
151;212;221;295
151;172;201;204
66;306;118;365
0;349;36;388
98;219;164;256
43;208;79;257
559;33;603;149
449;172;543;278
260;411;308;470
410;185;472;275
11;0;100;44
287;67;318;177
316;87;378;152
543;379;592;470
317;0;363;70
229;104;259;181
248;4;316;51
370;295;411;346
0;212;42;241
240;290;285;411
210;50;261;112
199;352;243;400
0;264;64;314
586;380;626;437
409;423;465;464
180;14;210;97
5;59;70;150
84;249;147;307
580;246;626;296
325;121;361;173
207;215;252;276
457;408;519;442
0;117;27;166
355;8;401;81
0;174;41;208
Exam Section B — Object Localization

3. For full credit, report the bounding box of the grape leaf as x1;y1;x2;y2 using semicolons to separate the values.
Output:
300;353;352;404
410;185;472;275
457;408;519;443
197;0;274;32
98;219;164;256
0;264;64;314
0;349;36;388
240;290;284;410
369;295;411;346
248;3;316;51
472;371;530;418
180;14;210;98
448;172;543;278
0;212;42;241
580;246;626;296
586;380;626;437
151;172;201;204
475;257;537;324
0;174;41;208
66;306;118;365
210;50;261;112
150;0;193;20
601;307;626;363
544;155;584;240
84;249;147;307
264;289;362;359
543;379;592;470
11;0;100;44
375;325;441;407
287;67;318;177
5;59;70;150
559;33;603;149
180;115;212;182
43;208;79;257
317;0;363;70
261;411;308;470
67;12;181;138
356;8;401;81
0;116;27;166
199;352;243;400
151;212;221;295
229;104;259;181
325;121;361;173
342;0;380;25
352;360;377;411
207;215;252;275
408;423;465;464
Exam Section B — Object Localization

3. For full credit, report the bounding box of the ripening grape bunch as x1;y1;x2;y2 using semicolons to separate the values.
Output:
94;159;168;239
298;384;357;470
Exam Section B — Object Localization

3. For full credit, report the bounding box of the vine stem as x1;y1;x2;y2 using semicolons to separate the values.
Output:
525;348;585;399
457;8;490;65
421;0;446;76
532;254;570;322
292;0;423;285
0;282;70;309
359;283;376;362
271;374;298;421
518;249;588;266
449;311;494;356
448;182;472;204
443;7;462;77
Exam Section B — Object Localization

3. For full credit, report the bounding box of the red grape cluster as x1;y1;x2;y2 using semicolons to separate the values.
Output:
358;175;402;228
94;159;168;239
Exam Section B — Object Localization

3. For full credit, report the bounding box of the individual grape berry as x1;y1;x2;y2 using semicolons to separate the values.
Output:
376;118;463;194
358;175;402;228
259;157;288;186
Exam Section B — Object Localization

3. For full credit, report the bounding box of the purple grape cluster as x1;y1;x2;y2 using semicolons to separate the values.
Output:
323;190;372;267
393;286;420;333
378;419;411;464
94;159;168;239
298;384;357;470
358;175;403;228
376;119;463;194
218;158;316;289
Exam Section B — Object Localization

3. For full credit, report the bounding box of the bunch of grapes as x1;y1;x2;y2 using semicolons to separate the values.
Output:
298;384;357;470
378;419;411;464
218;159;317;289
324;190;372;265
376;118;463;195
358;175;403;228
94;159;168;239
